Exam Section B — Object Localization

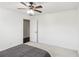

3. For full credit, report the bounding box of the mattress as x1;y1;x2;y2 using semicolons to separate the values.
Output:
0;44;51;57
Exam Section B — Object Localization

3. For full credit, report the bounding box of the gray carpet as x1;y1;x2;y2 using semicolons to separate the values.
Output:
0;44;51;57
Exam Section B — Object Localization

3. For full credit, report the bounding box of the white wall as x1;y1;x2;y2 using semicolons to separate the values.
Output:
77;8;79;53
0;7;30;51
31;9;79;52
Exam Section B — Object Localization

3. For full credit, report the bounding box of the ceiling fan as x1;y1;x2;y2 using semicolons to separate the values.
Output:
18;2;43;13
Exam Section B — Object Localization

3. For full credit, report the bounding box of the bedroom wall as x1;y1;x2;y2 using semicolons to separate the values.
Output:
31;9;79;52
77;8;79;53
0;7;30;51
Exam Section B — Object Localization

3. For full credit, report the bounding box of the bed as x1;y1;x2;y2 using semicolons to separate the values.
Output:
0;44;51;57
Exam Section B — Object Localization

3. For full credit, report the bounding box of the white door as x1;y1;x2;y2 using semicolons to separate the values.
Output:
30;19;38;42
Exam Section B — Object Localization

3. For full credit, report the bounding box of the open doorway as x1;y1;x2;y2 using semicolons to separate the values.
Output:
23;19;30;43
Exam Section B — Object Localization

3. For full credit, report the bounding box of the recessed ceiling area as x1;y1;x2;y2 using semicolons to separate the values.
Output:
0;2;79;15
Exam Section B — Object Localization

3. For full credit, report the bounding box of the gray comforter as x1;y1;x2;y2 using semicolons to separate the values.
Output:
0;44;51;57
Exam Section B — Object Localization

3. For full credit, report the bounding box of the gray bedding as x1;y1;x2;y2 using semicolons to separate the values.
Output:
0;44;51;57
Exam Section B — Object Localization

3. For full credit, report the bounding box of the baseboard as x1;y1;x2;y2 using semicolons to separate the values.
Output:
77;50;79;55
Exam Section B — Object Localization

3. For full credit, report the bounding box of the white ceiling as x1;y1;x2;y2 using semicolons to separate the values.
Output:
0;2;79;15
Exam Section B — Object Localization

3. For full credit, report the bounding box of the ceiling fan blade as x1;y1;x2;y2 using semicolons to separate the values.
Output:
17;8;27;9
34;10;42;13
20;2;27;6
35;5;43;8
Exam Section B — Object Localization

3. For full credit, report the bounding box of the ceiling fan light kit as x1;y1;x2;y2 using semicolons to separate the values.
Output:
27;9;35;16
